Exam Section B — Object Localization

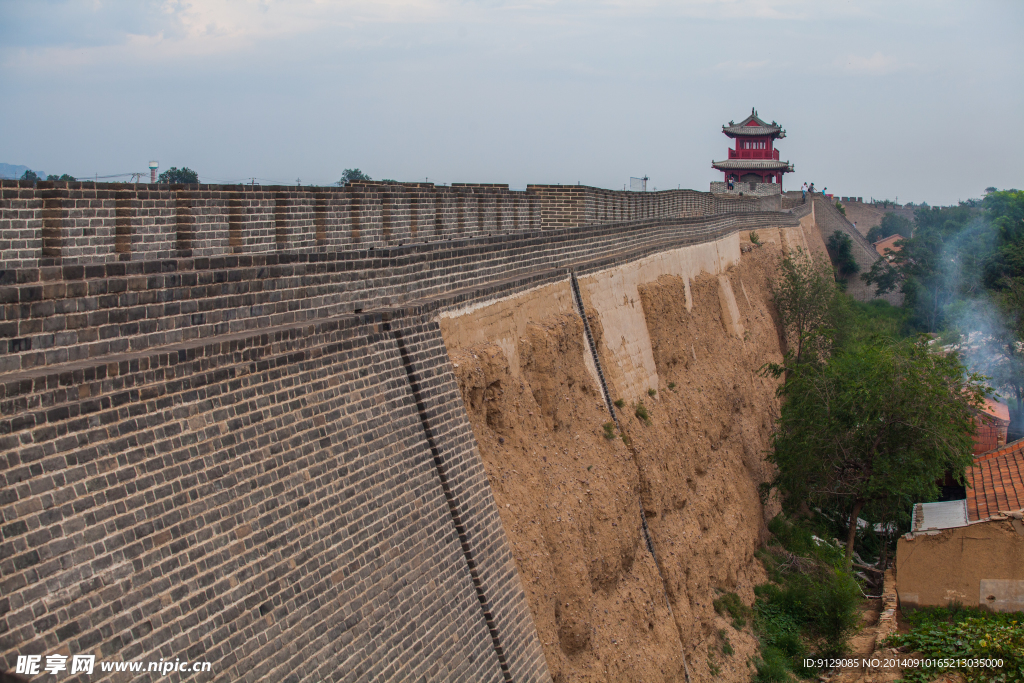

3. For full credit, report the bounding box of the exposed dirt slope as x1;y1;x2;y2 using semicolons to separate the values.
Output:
449;242;790;682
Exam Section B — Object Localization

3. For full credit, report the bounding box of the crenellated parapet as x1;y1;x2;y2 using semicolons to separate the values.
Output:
1;180;778;269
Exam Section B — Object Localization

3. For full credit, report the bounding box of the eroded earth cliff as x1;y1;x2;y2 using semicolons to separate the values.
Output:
442;228;816;682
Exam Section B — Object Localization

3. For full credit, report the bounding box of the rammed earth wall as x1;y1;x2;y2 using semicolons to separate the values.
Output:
0;182;800;682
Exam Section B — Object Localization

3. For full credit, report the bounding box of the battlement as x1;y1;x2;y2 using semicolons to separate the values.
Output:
0;180;780;269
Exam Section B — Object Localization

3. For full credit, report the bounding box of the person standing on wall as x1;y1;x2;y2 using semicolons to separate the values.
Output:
802;182;808;203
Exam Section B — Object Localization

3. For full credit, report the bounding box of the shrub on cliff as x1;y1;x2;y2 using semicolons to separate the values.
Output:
771;249;843;367
826;230;860;277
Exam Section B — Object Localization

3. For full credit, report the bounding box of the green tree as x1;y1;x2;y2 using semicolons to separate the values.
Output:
862;203;988;331
336;168;371;186
978;190;1024;431
866;212;913;243
982;189;1024;289
826;231;860;277
764;339;985;567
157;167;199;184
771;249;842;367
20;169;40;182
46;174;77;181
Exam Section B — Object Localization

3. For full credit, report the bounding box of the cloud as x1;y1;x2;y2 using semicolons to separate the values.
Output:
714;59;771;70
836;51;909;75
0;0;456;69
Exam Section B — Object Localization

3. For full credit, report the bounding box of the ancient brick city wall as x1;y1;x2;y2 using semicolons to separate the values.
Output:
0;210;795;375
0;183;800;682
0;181;777;269
808;194;890;302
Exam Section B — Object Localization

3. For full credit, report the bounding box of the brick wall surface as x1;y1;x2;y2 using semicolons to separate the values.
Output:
390;321;549;682
808;194;887;302
0;314;510;682
709;181;782;197
1;181;778;269
0;182;801;682
0;211;798;376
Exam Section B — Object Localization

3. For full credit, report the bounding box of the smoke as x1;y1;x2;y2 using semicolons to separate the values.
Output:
938;218;1024;425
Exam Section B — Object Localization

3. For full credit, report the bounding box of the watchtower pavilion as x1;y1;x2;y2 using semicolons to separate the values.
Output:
712;108;794;191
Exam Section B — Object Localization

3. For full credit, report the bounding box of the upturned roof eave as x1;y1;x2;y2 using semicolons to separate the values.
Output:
711;159;794;171
722;126;786;139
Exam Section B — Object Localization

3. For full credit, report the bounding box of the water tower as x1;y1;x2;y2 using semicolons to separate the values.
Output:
149;161;159;184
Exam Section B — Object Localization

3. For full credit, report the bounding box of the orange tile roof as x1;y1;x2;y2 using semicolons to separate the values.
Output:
967;438;1024;521
873;234;902;257
980;398;1011;423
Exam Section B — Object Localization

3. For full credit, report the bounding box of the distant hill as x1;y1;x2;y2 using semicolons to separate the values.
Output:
0;163;31;180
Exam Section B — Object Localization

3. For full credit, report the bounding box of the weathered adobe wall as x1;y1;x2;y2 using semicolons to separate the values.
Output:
441;225;828;682
896;520;1024;612
0;189;802;682
0;181;776;269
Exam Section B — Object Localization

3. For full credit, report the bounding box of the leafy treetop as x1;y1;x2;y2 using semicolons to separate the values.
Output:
157;167;199;184
866;212;913;243
336;169;371;186
763;337;985;566
771;249;843;368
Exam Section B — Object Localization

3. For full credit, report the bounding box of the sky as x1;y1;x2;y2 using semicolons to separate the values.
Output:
1;0;1021;205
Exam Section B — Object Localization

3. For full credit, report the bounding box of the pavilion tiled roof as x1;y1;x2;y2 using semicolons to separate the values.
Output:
712;159;794;171
966;437;1024;521
722;110;786;138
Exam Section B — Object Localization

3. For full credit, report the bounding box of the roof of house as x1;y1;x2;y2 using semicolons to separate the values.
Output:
980;398;1011;424
722;109;786;138
711;159;794;171
873;233;903;257
912;500;969;531
967;438;1024;521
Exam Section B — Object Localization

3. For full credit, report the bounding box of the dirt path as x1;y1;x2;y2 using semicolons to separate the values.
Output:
825;570;919;683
